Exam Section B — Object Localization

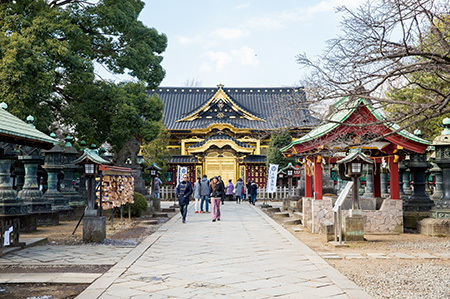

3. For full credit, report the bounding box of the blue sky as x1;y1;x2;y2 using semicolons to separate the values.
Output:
99;0;361;87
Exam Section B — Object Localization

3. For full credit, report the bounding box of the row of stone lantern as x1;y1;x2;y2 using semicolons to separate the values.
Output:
0;135;99;230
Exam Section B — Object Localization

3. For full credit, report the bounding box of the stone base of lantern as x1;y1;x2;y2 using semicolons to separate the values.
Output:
403;211;431;230
343;209;364;241
419;216;450;237
83;215;106;243
0;213;37;233
32;210;59;226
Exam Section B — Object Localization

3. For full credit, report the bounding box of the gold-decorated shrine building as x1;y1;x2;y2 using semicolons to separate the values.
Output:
149;85;317;187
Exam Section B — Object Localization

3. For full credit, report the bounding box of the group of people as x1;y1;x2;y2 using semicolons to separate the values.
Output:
175;174;259;223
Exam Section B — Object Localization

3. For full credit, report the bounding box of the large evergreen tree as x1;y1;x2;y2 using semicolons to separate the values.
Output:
0;0;167;152
267;131;295;170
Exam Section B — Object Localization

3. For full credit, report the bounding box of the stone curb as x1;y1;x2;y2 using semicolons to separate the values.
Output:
75;211;181;299
252;204;373;299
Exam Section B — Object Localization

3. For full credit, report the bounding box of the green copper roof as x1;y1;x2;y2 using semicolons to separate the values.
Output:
336;148;373;165
0;105;57;147
281;97;431;153
73;148;112;165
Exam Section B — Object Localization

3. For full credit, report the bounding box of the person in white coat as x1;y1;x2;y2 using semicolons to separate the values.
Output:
193;176;202;213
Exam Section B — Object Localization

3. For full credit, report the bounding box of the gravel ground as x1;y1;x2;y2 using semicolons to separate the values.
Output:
343;260;450;299
269;210;450;299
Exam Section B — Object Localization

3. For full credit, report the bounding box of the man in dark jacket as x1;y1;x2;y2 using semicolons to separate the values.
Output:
176;174;193;223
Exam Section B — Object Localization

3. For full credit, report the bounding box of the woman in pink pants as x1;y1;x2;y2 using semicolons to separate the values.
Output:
210;176;224;222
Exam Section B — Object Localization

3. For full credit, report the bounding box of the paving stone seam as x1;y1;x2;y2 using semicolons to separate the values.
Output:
75;211;181;299
251;205;373;299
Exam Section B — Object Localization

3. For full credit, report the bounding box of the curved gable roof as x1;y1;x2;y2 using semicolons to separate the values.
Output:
148;86;318;131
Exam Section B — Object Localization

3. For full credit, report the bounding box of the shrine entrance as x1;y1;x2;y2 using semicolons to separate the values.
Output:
205;152;236;182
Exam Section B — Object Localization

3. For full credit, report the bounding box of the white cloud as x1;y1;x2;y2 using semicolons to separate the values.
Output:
199;62;213;73
204;51;233;71
232;46;259;67
213;28;250;40
200;47;259;73
234;3;250;10
246;0;361;31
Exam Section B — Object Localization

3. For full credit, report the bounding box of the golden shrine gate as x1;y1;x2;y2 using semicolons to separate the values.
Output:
148;84;317;187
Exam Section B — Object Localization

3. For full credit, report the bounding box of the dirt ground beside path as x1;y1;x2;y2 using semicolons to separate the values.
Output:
274;215;450;299
0;214;174;299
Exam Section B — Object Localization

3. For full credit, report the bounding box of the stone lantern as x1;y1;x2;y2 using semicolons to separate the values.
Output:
337;148;373;241
431;118;450;218
42;144;73;218
61;136;84;211
281;163;296;196
73;146;111;242
403;130;434;212
146;162;162;211
337;148;373;210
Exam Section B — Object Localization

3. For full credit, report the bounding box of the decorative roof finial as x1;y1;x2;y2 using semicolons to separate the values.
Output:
217;83;224;89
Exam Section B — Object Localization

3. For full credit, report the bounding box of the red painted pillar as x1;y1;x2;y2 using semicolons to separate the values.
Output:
314;157;323;200
373;162;381;198
389;159;400;200
305;172;312;198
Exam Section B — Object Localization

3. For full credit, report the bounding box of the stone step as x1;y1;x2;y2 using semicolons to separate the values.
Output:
274;212;290;218
283;219;301;226
161;208;176;213
267;207;281;213
293;212;303;219
153;212;169;218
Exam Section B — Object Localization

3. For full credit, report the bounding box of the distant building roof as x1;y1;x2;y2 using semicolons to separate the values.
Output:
149;86;318;131
0;104;57;149
169;155;198;164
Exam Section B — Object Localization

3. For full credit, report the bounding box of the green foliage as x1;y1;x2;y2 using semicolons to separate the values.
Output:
266;131;295;170
124;192;148;218
0;0;167;149
386;16;450;141
142;126;171;183
387;75;450;140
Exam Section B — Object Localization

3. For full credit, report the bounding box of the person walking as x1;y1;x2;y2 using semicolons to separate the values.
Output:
176;174;193;223
226;179;234;202
210;176;224;222
234;178;244;204
218;175;226;205
153;174;162;199
246;180;252;203
199;175;210;213
193;176;201;213
249;180;258;205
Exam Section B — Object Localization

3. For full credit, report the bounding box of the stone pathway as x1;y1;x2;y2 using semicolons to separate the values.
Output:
0;244;133;265
77;203;371;298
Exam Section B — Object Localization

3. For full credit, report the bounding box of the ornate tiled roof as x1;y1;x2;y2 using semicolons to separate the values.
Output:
281;97;431;154
148;86;318;131
188;132;253;149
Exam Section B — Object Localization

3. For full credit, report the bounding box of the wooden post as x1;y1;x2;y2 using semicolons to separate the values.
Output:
373;162;381;198
314;157;323;200
305;173;312;198
390;159;400;200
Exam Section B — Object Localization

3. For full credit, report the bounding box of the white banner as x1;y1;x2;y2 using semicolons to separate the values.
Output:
177;166;188;186
266;164;279;193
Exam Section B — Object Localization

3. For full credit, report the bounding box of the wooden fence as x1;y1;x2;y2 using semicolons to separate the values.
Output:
158;186;292;200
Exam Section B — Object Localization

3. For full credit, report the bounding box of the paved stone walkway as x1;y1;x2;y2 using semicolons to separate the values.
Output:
77;203;371;298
